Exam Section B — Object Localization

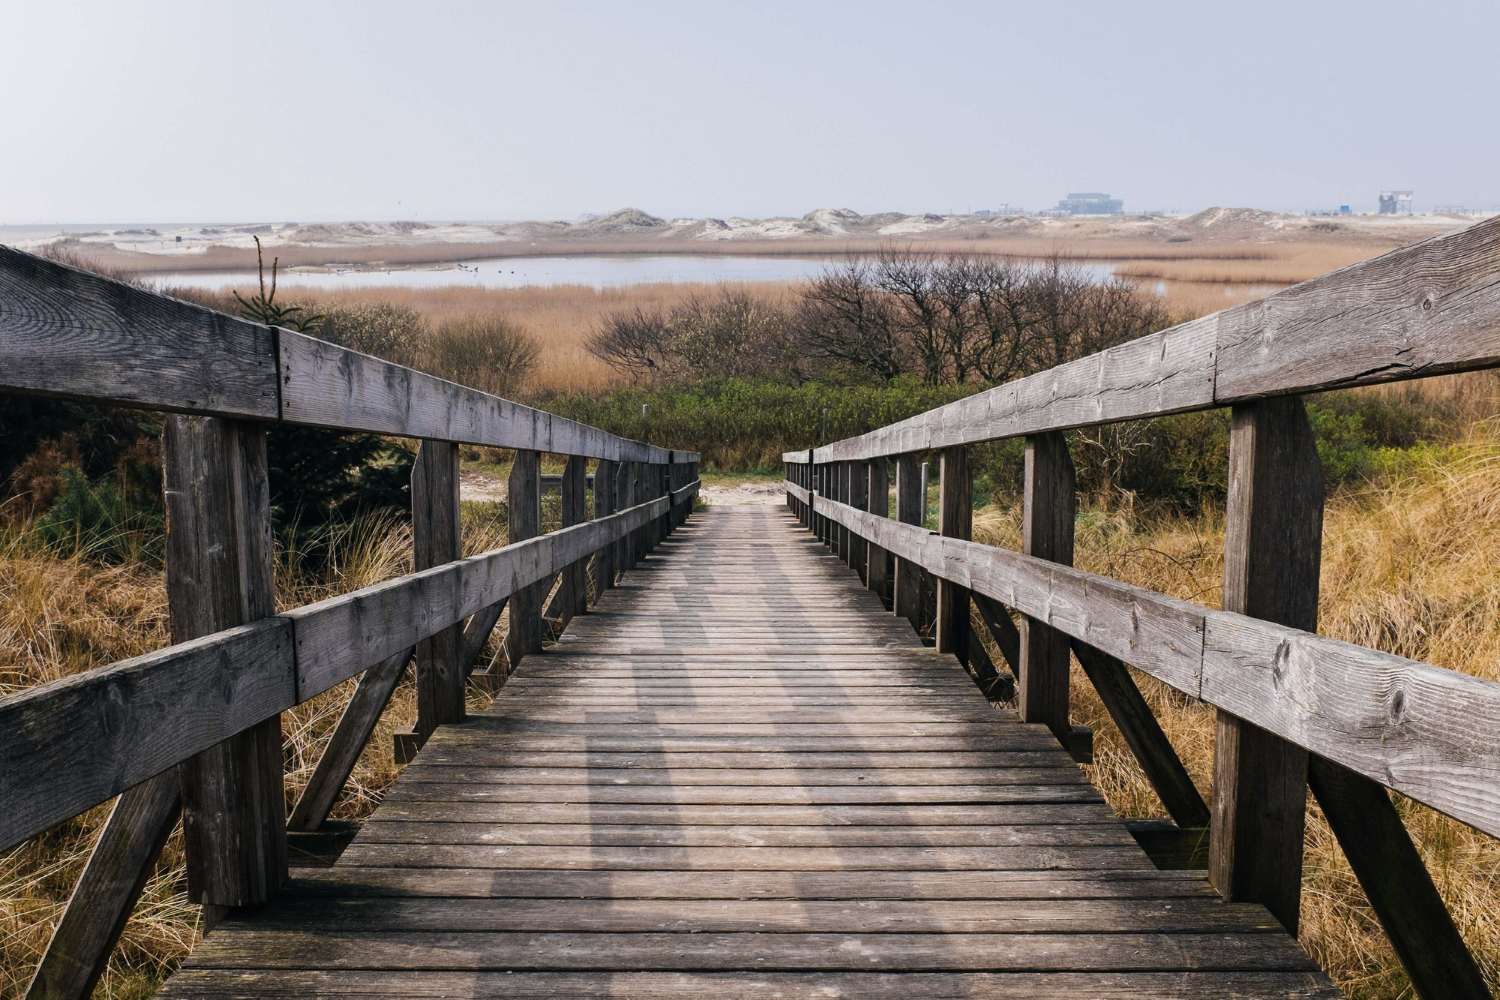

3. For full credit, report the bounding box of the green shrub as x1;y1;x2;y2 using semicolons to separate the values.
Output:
545;377;975;471
33;468;163;563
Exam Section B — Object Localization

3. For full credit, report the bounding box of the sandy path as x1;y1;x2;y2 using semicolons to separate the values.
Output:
459;468;782;506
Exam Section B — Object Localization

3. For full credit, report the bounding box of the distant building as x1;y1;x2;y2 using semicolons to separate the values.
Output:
1055;192;1123;215
973;209;995;216
1379;191;1413;215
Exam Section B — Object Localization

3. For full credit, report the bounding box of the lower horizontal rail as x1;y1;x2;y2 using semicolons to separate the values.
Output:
0;483;699;852
792;482;1500;842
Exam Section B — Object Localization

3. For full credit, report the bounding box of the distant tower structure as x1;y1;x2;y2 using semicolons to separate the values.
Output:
1056;192;1124;215
1379;190;1413;215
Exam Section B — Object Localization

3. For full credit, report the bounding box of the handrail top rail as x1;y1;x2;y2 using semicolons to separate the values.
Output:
0;245;697;464
785;214;1500;464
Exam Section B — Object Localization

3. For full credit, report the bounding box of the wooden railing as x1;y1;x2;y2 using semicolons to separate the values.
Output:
0;246;700;999
784;215;1500;1000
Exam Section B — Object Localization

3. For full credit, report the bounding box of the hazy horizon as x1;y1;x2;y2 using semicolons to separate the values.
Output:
4;1;1497;225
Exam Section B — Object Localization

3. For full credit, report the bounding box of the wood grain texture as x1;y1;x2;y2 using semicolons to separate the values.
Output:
0;245;279;418
1020;432;1076;738
505;450;543;665
1209;398;1317;936
866;457;890;603
558;455;589;624
893;454;925;630
163;416;287;910
1215;214;1500;400
0;249;704;469
935;447;972;661
1306;756;1491;999
163;969;1339;998
276;330;673;462
812;315;1217;461
412;440;464;736
289;494;671;699
592;460;618;592
812;497;1206;696
0;620;293;852
24;773;181;1000
803;218;1500;462
1202;613;1500;839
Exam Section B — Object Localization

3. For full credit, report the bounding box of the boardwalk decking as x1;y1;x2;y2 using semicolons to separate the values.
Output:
163;508;1336;998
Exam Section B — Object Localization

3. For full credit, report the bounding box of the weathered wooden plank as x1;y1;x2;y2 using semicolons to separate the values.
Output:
974;592;1022;671
226;895;1274;934
379;783;1103;806
813;497;1205;695
164;416;288;912
814;315;1217;461
893;454;925;630
369;800;1114;825
1020;431;1076;740
506;449;543;666
281;866;1216;900
287;495;670;699
1305;756;1490;999
866;457;891;603
0;620;293;852
24;773;180;1000
1209;397;1317;936
181;929;1317;972
395;765;1088;786
161;969;1341;998
411;440;464;738
806;218;1500;463
0;245;279;418
355;821;1135;848
1215;215;1500;400
276;330;670;462
1202;613;1500;839
335;842;1149;871
935;446;972;665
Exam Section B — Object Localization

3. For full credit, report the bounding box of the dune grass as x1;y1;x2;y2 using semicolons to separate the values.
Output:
966;400;1500;998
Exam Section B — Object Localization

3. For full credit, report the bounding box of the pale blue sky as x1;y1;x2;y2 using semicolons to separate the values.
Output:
3;1;1496;223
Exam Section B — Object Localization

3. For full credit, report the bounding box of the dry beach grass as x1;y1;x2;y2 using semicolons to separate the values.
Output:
968;377;1500;999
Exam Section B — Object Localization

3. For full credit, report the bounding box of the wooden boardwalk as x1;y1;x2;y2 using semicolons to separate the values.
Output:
163;507;1336;998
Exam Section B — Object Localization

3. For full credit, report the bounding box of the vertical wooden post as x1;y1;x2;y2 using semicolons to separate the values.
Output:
866;457;890;605
164;416;286;916
594;460;618;592
412;440;464;738
814;464;825;544
1019;431;1075;740
614;460;633;572
560;454;589;623
1210;396;1317;936
919;461;930;526
848;460;868;581
632;461;649;565
805;451;816;533
506;449;543;667
935;446;972;665
842;462;855;561
893;454;924;631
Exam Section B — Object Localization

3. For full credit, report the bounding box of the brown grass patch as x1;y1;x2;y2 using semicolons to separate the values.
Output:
0;500;518;998
225;281;800;395
973;420;1500;997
